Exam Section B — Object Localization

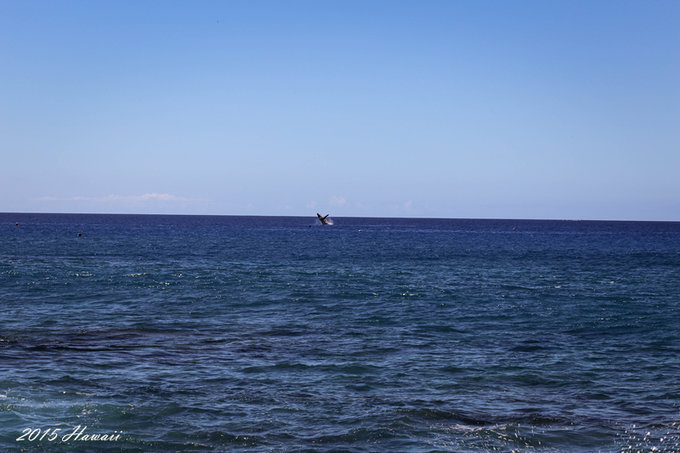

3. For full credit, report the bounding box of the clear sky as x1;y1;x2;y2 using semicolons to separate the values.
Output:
1;0;678;220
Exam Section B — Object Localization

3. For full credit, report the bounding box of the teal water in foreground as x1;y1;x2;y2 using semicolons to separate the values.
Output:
1;214;679;452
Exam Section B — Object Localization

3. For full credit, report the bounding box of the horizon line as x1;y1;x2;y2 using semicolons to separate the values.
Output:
2;211;679;224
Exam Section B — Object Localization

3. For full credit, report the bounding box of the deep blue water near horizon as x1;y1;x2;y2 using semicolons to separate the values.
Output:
1;213;679;452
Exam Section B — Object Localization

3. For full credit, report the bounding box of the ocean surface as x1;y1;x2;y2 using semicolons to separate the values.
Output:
1;213;679;452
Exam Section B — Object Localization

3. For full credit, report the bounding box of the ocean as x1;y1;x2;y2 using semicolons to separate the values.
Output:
1;213;679;452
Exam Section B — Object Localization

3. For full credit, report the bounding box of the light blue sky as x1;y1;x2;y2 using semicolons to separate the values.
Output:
1;0;678;220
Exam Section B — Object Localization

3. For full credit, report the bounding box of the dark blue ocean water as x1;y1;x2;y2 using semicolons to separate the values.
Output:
1;213;679;452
